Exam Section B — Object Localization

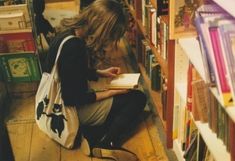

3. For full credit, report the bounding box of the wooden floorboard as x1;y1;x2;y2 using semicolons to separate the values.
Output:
7;123;33;161
123;122;159;161
145;114;169;161
5;95;35;124
29;123;60;161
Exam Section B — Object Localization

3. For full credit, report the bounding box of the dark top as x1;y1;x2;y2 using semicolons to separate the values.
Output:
46;30;98;107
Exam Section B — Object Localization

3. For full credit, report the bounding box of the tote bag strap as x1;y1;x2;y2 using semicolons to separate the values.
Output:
50;35;76;76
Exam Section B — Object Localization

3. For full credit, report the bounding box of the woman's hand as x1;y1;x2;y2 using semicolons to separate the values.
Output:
97;67;121;78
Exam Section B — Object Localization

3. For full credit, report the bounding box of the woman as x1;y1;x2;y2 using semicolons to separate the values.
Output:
46;0;146;160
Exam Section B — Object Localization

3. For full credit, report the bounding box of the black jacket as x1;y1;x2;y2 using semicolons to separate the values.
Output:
46;30;98;107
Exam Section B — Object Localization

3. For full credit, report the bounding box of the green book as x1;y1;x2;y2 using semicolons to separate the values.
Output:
0;53;41;82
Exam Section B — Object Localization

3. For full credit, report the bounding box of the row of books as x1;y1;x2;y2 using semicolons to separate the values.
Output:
124;0;168;121
141;39;161;91
174;62;235;160
194;4;235;107
184;133;215;161
141;39;168;120
126;0;169;60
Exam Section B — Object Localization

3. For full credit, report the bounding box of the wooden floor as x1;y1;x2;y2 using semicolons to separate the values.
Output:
4;41;172;161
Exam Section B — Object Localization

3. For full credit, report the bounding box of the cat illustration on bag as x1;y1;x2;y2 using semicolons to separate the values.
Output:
36;97;68;138
36;96;49;120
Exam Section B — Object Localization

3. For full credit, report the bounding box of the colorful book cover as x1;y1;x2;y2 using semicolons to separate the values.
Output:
219;22;235;108
209;26;233;106
186;63;193;111
0;53;41;82
194;4;230;84
0;31;36;53
194;14;218;84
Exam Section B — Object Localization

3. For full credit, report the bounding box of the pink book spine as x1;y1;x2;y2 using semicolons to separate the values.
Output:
209;27;230;92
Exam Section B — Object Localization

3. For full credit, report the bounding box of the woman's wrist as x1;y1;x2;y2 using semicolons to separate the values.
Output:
96;69;102;77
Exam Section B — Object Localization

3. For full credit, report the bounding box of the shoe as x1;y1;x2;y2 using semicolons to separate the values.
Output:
92;146;139;161
80;136;91;156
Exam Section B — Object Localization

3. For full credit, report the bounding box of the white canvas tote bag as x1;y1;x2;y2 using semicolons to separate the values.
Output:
35;35;79;149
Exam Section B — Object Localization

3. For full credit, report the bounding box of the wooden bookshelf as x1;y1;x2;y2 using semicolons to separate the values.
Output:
123;0;174;148
0;1;41;97
173;15;235;160
139;63;166;129
126;2;168;76
174;79;231;161
125;0;235;160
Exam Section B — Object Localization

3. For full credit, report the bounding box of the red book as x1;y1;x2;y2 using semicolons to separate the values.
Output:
187;63;193;111
209;27;230;92
0;31;36;53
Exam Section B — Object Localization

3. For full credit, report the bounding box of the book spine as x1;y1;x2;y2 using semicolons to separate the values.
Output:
229;118;235;161
209;27;233;106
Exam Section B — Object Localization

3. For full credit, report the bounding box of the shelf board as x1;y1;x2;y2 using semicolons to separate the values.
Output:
212;0;235;18
173;140;185;161
210;87;235;123
0;3;27;9
0;28;32;34
195;121;230;161
0;51;35;56
178;37;206;82
139;63;166;129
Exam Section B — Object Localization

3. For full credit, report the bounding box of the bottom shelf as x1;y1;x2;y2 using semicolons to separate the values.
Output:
138;63;166;129
195;121;230;161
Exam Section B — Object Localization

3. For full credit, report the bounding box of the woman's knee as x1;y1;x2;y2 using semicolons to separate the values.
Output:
129;90;147;109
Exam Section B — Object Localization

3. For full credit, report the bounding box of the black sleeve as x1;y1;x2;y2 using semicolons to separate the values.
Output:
57;37;97;107
87;68;99;81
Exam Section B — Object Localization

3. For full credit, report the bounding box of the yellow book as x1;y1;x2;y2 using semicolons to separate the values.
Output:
108;73;141;89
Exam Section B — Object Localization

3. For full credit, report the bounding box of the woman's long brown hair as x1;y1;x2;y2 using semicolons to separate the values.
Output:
60;0;129;52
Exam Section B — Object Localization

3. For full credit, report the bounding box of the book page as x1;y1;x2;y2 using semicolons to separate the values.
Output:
108;73;140;89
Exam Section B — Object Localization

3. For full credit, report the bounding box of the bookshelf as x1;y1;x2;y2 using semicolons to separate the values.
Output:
123;0;174;147
212;0;235;17
171;1;235;161
195;121;230;161
0;1;41;97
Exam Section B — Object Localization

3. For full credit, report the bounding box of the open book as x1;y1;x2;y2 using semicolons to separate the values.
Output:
108;73;141;89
